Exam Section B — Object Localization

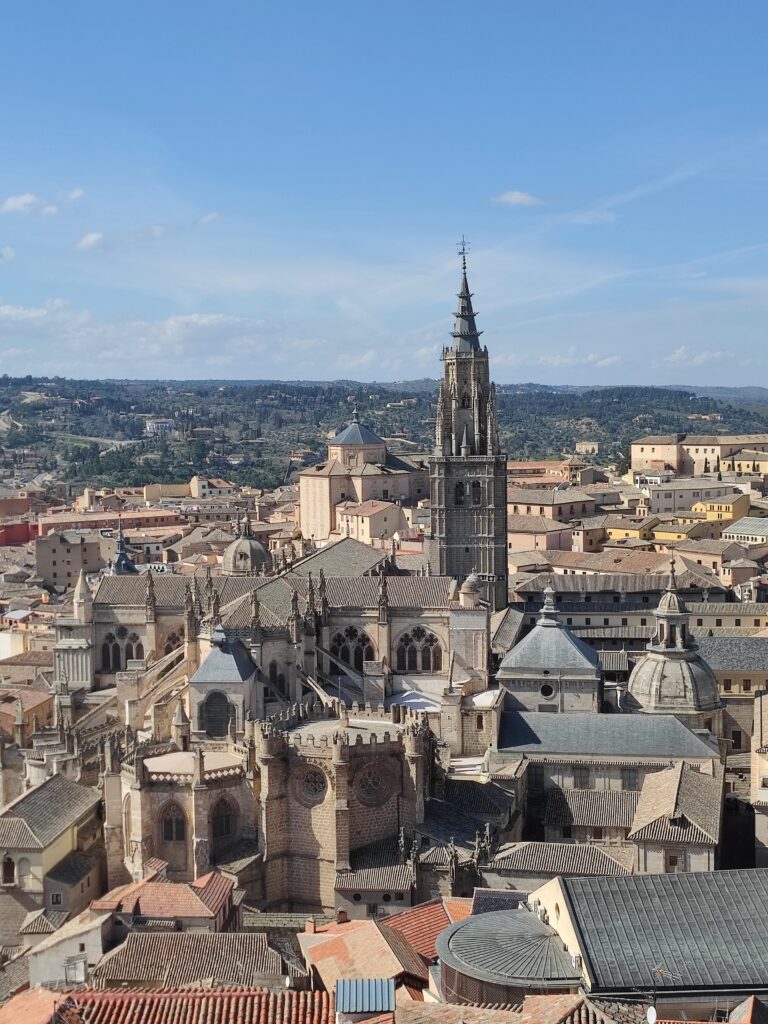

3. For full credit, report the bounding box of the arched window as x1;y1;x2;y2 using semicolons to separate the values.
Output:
112;641;121;671
330;628;374;675
135;641;145;660
160;802;188;872
395;628;444;674
162;803;186;843
101;634;121;671
2;856;14;884
200;691;231;738
269;661;278;686
455;482;464;506
211;798;237;851
123;795;132;858
472;480;482;506
17;857;30;889
125;643;134;662
461;393;470;408
101;642;112;671
164;633;181;656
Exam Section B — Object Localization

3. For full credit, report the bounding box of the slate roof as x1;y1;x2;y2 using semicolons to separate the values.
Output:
189;635;255;684
92;932;294;986
545;788;640;830
332;421;385;446
513;572;725;595
45;847;104;886
436;908;582;988
492;842;633;877
627;762;723;845
0;774;100;850
470;888;528;914
562;869;768;991
497;711;717;761
443;779;513;818
695;636;768;671
53;989;333;1024
499;617;600;675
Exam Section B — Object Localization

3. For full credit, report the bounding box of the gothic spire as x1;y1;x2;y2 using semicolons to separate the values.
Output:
451;240;483;352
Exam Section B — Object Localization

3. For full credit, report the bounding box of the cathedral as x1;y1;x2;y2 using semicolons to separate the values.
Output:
427;249;508;611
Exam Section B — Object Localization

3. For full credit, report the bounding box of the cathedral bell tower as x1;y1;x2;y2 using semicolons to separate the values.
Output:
427;242;507;611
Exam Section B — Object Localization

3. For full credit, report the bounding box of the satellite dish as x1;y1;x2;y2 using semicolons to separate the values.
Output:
647;1007;657;1024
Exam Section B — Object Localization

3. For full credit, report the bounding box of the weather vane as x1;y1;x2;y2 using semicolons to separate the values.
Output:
457;235;470;271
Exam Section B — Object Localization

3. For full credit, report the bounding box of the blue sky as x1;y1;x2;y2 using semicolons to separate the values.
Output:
1;1;768;384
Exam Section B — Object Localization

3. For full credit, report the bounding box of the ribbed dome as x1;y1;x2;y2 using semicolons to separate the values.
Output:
221;535;272;576
626;649;722;715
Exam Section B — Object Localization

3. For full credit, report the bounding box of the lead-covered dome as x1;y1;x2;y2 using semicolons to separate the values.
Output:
221;516;272;576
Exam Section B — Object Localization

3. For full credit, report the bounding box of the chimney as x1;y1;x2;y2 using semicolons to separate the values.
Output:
305;919;316;934
336;908;349;925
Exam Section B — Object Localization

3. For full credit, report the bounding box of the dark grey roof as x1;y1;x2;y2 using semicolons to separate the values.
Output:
0;774;100;850
491;606;525;653
545;788;639;829
499;617;600;675
45;847;104;886
436;908;581;988
335;978;395;1014
443;779;513;819
497;711;717;761
189;636;255;685
598;651;630;673
470;889;528;914
332;421;385;446
695;636;768;672
94;572;261;609
563;869;768;992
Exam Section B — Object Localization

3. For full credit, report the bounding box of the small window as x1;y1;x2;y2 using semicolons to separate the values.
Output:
51;893;63;906
562;825;572;839
724;679;732;692
621;768;639;791
744;680;752;692
732;730;743;750
573;766;592;789
476;714;484;731
593;827;604;840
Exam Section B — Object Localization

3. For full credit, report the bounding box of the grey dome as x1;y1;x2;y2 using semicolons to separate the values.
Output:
498;588;599;676
221;535;272;576
626;648;722;715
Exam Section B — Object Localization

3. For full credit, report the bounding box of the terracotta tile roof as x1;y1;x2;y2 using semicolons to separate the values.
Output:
298;919;428;993
91;933;294;987
335;837;414;893
545;788;640;830
91;871;233;920
627;762;723;845
379;896;471;962
26;989;333;1024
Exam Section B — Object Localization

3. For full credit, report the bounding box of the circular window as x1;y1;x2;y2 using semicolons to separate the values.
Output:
540;683;555;699
356;764;391;807
383;893;392;903
353;893;362;902
299;768;327;805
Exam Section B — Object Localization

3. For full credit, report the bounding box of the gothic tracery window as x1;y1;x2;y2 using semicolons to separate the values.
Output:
161;803;186;843
164;632;181;656
330;627;374;673
455;482;464;507
101;633;121;672
472;480;482;506
395;629;443;673
356;763;389;806
211;797;237;849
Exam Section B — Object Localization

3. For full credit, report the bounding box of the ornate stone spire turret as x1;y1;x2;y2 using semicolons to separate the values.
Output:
378;571;389;625
145;571;156;623
74;569;93;623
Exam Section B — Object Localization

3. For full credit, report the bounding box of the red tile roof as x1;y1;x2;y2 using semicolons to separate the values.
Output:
385;897;472;961
13;989;333;1024
298;919;428;993
90;871;232;919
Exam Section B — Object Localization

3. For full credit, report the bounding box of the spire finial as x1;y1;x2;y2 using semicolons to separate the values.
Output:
352;401;360;424
669;553;677;591
457;235;470;273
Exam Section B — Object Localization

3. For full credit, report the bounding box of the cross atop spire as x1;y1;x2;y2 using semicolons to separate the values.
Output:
457;235;470;273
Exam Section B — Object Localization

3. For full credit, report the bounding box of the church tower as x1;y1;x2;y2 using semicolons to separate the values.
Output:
427;244;507;611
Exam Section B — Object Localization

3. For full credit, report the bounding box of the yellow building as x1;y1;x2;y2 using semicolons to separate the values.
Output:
691;491;751;523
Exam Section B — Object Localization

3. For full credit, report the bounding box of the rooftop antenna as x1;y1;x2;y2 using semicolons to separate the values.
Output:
457;235;470;272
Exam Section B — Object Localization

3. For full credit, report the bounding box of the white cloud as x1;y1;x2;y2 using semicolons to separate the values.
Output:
663;345;730;367
41;205;58;216
63;187;84;203
1;193;41;214
198;212;220;224
77;232;104;250
492;190;542;207
0;246;15;261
